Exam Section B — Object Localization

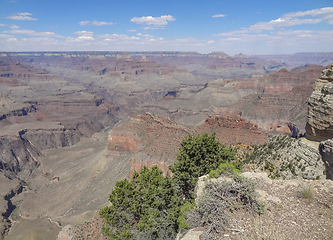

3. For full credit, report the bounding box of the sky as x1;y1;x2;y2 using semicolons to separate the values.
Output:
0;0;332;55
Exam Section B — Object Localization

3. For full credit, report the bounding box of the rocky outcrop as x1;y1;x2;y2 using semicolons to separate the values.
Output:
107;132;140;153
319;139;333;180
0;136;41;179
204;115;259;131
105;113;268;181
267;121;301;137
246;135;325;180
306;63;333;141
0;117;111;180
0;173;21;238
199;115;268;146
21;129;81;151
0;126;83;180
304;64;333;179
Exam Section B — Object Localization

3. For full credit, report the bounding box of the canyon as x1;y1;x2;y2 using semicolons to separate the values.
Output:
0;51;332;239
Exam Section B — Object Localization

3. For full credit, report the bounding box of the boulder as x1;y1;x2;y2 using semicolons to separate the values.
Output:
319;138;333;180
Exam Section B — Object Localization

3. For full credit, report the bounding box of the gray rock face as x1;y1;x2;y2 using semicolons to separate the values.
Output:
319;138;333;180
306;64;333;141
247;135;325;180
0;136;41;180
280;138;325;180
21;129;81;151
0;118;109;180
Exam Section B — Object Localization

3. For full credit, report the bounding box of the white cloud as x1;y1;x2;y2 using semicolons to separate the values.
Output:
131;15;175;29
217;30;333;48
214;7;333;36
1;7;332;54
4;29;62;37
136;33;153;38
211;7;333;54
7;12;37;20
74;31;94;40
0;34;14;38
212;14;226;18
7;38;17;41
213;29;250;36
79;21;114;26
283;7;333;19
248;18;321;33
143;26;158;30
0;24;7;27
98;34;140;41
10;24;19;29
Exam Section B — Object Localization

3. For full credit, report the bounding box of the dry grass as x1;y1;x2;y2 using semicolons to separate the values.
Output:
299;185;315;201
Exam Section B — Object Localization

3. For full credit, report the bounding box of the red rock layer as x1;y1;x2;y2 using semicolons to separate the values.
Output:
107;133;140;153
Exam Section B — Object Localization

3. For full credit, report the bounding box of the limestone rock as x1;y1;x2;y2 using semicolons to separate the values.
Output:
246;136;325;180
176;228;203;240
306;63;333;141
319;138;333;180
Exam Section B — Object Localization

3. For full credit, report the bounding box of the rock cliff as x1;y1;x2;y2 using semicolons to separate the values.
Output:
306;63;333;141
304;63;333;180
319;139;333;180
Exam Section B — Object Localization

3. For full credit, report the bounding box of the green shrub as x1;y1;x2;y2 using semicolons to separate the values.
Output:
177;201;196;230
209;162;241;178
170;132;237;200
100;166;182;240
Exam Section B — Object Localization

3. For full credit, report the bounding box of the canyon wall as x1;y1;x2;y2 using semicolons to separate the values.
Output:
306;64;333;141
305;64;333;180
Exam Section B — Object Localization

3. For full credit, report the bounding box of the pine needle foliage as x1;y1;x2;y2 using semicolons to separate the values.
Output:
99;166;182;240
169;132;237;200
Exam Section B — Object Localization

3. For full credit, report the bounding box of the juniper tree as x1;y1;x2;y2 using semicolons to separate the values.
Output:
169;132;237;200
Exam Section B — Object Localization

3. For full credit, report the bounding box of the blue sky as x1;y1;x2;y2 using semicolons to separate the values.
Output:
0;0;332;55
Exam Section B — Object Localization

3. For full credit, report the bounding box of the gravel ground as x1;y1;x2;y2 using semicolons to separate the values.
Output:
211;174;333;240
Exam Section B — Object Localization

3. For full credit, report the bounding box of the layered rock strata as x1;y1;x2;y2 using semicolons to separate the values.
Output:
306;64;333;141
107;113;268;178
304;63;333;180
